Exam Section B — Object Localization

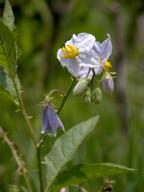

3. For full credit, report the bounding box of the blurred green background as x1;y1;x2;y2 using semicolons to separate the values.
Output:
0;0;144;191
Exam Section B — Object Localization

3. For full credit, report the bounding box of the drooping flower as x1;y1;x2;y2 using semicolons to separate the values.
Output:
102;72;114;93
41;104;64;136
57;33;96;78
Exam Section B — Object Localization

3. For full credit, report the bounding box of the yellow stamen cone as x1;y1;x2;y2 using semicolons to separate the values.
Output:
62;44;79;59
103;61;112;72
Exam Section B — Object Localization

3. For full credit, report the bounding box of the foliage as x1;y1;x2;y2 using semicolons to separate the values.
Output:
51;163;135;191
45;116;99;189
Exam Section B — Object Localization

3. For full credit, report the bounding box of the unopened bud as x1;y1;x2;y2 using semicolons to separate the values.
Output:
59;188;68;192
73;78;89;95
84;88;91;103
91;87;102;104
102;73;114;94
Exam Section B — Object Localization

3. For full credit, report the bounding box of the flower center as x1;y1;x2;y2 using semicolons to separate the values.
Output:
62;44;79;59
103;61;112;71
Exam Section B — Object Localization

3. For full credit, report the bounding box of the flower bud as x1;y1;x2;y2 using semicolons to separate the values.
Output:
102;73;114;94
84;88;91;103
73;78;89;95
59;188;68;192
91;87;102;104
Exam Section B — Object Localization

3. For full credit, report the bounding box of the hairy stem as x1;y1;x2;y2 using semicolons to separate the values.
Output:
0;127;32;192
10;73;44;191
11;73;37;146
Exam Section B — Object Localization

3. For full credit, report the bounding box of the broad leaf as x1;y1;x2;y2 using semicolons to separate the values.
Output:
3;0;15;30
51;163;135;191
44;116;99;191
0;18;20;99
0;66;20;99
0;19;17;73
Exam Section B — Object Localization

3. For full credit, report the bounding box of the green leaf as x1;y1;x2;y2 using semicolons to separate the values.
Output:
44;116;99;191
0;18;17;73
52;163;135;191
0;18;20;99
0;66;20;99
3;0;15;30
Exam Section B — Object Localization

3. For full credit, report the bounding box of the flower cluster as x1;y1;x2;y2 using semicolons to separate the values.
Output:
57;33;116;102
41;33;116;136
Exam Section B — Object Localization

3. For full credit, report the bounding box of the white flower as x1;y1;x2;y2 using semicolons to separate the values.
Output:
57;33;113;80
57;33;96;77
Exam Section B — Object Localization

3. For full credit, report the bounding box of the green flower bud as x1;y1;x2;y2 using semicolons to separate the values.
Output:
73;78;89;95
91;87;102;104
84;88;91;103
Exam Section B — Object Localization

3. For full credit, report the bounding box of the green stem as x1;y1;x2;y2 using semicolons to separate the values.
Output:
0;127;32;192
40;79;76;192
23;173;32;192
57;78;76;115
3;32;40;189
37;144;44;192
38;78;76;192
10;73;44;191
11;74;37;146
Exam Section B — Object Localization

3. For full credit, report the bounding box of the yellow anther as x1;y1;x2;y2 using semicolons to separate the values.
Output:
103;61;112;72
62;44;79;59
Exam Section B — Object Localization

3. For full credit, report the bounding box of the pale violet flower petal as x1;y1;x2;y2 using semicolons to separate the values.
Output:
93;41;101;56
41;106;49;134
67;59;80;77
94;66;103;74
78;65;102;79
102;73;114;93
57;49;80;77
41;104;64;135
67;33;96;51
78;67;92;79
101;34;112;61
46;104;64;135
57;49;67;67
78;50;100;68
77;48;103;78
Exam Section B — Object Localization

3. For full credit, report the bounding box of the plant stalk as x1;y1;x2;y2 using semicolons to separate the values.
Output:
44;78;76;192
57;78;76;115
10;74;44;191
0;127;32;192
11;73;37;146
37;143;44;192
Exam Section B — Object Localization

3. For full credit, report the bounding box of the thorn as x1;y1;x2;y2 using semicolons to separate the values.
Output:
28;116;33;119
15;108;20;112
20;90;24;94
